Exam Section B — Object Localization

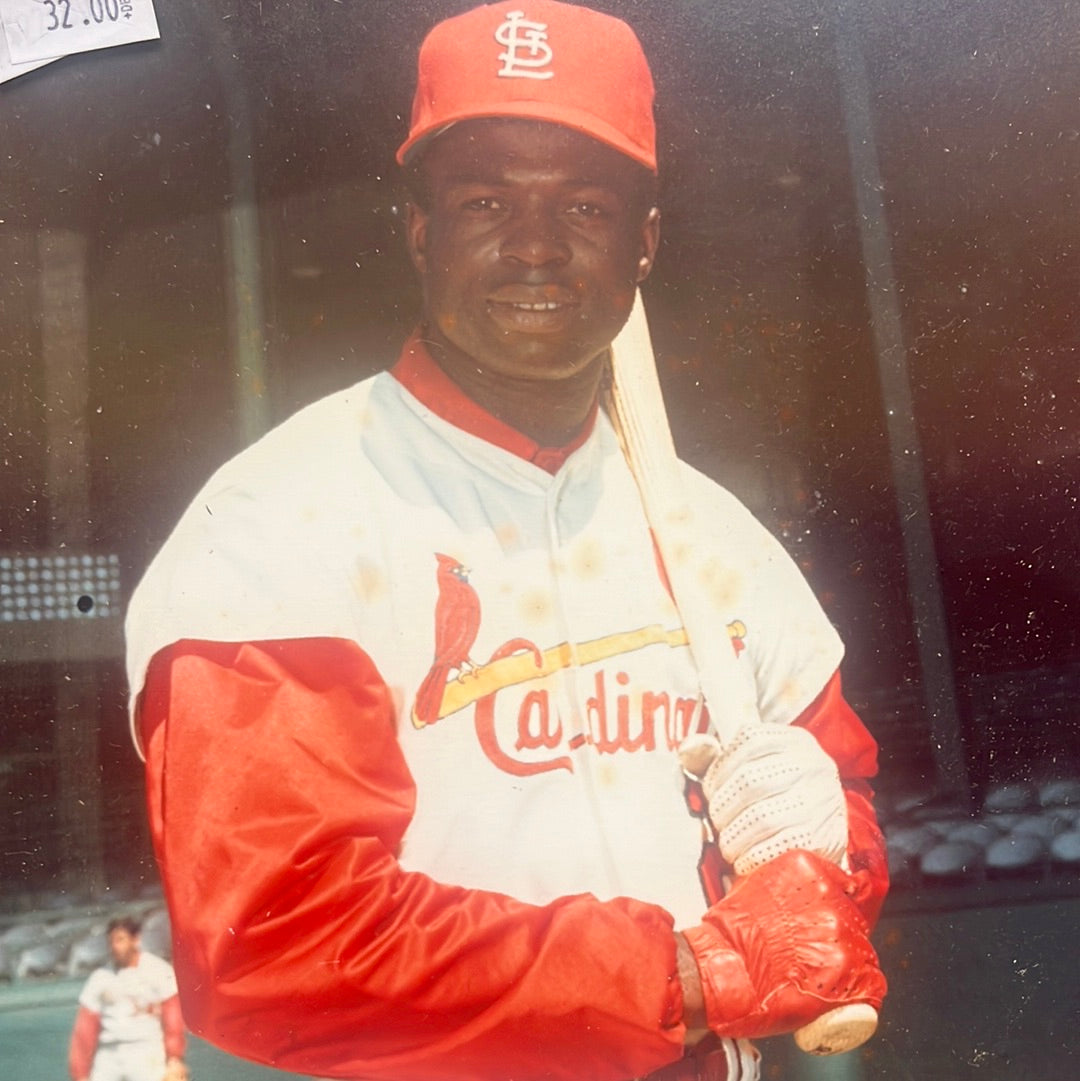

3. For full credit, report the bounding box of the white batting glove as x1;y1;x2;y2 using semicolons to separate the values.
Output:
679;725;849;877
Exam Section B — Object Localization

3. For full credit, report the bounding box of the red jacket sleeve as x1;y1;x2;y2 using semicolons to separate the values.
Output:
161;994;186;1060
138;638;685;1081
792;671;889;927
69;1005;100;1081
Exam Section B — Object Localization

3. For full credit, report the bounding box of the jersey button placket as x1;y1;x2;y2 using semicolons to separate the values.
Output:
543;474;582;752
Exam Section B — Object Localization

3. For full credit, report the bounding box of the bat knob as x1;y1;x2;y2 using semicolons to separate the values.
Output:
794;1003;879;1056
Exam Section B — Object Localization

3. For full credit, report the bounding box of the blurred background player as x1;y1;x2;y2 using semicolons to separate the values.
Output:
68;916;187;1081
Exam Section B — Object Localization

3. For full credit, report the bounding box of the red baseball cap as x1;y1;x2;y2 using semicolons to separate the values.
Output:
397;0;657;173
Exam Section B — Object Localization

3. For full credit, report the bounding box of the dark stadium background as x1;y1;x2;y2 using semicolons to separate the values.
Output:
2;2;1078;1078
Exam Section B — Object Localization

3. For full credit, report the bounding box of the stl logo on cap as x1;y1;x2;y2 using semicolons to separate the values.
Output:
397;0;658;174
495;10;555;80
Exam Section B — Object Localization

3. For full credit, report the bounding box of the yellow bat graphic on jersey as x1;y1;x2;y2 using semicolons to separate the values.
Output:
412;620;746;727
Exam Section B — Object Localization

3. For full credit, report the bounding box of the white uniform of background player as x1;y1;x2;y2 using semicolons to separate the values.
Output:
68;919;186;1081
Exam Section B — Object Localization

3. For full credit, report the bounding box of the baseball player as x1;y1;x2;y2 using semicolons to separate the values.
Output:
68;916;188;1081
126;4;888;1080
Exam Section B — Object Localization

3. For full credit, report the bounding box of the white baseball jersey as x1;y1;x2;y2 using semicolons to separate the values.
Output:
79;951;178;1047
127;336;842;931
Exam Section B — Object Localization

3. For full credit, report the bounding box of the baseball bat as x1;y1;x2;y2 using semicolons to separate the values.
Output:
606;290;878;1057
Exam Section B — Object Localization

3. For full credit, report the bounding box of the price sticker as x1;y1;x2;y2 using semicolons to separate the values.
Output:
0;0;159;66
0;10;56;82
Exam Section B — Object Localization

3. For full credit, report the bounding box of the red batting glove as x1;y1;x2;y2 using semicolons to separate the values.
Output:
681;849;886;1040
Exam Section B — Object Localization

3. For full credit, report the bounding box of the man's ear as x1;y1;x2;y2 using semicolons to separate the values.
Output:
405;202;429;275
635;206;661;283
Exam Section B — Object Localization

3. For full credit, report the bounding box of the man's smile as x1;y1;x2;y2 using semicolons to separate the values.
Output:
486;284;580;332
487;298;578;334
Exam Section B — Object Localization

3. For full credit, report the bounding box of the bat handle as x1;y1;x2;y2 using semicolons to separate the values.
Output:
793;1002;879;1056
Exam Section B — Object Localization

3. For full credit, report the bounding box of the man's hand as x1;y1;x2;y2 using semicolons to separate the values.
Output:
680;725;848;876
163;1057;190;1081
680;849;886;1040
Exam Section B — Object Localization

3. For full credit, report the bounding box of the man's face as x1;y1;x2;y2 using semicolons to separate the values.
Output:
406;119;659;392
108;928;140;967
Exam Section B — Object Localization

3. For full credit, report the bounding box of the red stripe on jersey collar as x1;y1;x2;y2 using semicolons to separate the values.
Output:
390;332;598;475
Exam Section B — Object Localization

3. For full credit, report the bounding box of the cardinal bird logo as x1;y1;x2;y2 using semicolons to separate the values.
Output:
413;554;483;726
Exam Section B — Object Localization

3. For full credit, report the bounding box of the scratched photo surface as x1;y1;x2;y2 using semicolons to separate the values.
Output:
2;1;1078;1079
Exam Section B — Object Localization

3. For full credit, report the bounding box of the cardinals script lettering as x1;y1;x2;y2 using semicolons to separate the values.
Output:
472;658;707;777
